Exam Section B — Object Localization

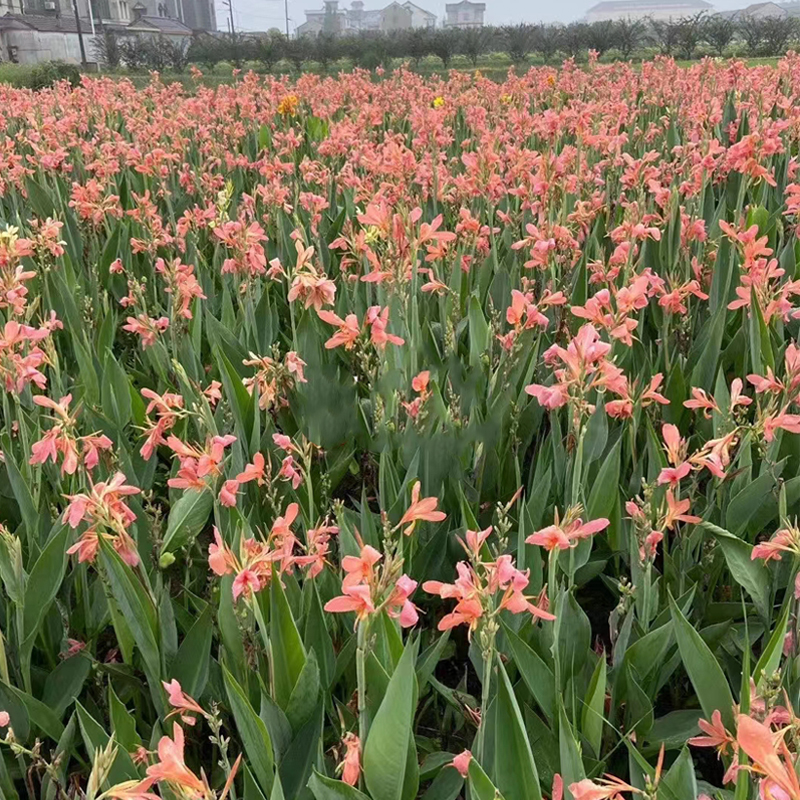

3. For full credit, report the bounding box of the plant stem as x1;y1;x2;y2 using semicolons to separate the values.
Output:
356;619;369;747
475;642;493;765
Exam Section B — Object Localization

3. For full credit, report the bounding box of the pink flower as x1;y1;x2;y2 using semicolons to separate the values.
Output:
397;481;446;536
232;568;261;601
0;711;9;728
451;750;472;777
219;479;240;507
341;733;361;786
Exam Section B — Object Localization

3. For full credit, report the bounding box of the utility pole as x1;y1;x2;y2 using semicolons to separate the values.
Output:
71;0;88;64
284;0;289;36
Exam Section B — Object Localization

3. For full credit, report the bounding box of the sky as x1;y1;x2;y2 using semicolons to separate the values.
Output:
215;0;744;37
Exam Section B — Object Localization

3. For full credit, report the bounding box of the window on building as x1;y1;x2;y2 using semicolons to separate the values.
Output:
119;0;130;19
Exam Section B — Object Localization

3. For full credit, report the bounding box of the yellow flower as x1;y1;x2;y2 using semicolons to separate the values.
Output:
432;96;445;108
547;74;556;86
278;94;300;116
500;93;512;104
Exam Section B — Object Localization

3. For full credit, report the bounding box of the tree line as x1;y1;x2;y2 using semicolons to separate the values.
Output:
94;13;800;72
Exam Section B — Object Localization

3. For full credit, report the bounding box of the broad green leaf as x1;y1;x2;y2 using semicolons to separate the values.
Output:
703;522;770;620
494;657;542;800
308;771;370;800
223;664;275;796
363;641;418;800
162;489;213;554
669;593;735;730
98;539;161;683
582;653;606;757
271;569;307;710
171;603;214;697
502;621;555;722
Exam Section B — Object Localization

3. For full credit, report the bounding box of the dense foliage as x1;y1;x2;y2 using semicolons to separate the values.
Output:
2;56;800;800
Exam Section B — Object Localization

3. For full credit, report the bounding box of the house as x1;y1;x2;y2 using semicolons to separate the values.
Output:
125;8;193;39
584;0;713;20
297;0;435;36
443;0;485;28
0;13;97;63
733;0;787;15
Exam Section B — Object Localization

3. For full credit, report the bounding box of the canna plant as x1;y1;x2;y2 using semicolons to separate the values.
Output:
4;54;800;800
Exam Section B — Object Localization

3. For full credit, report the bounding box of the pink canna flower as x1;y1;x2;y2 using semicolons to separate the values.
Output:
689;710;735;755
0;711;9;728
146;722;207;795
527;509;609;552
569;776;641;800
340;733;361;786
122;314;169;349
236;452;265;485
162;679;207;725
102;779;160;800
232;568;261;601
736;714;800;800
324;583;375;620
397;481;446;536
219;479;240;507
387;575;420;628
451;750;472;777
318;309;360;350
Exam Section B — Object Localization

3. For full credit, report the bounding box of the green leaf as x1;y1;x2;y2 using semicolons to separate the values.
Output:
494;657;542;800
659;747;698;800
43;655;91;718
23;524;69;644
99;539;160;682
753;602;790;685
467;753;504;800
308;770;370;800
669;593;735;731
223;663;275;796
109;683;141;753
4;681;64;741
162;489;213;555
75;701;138;785
171;604;214;697
468;295;490;367
285;649;320;733
703;522;770;620
363;641;418;800
586;439;620;521
501;621;555;723
582;653;606;757
270;570;307;710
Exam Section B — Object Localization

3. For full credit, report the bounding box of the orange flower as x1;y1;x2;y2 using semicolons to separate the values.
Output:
340;732;361;786
397;481;446;536
146;722;206;795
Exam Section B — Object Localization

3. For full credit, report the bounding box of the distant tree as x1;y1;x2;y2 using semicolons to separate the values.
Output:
737;14;765;54
400;28;432;67
92;28;121;68
585;19;617;56
702;13;736;55
119;37;148;69
343;31;390;69
283;36;310;72
530;22;560;63
457;25;491;65
674;12;707;59
315;31;342;71
430;28;458;68
252;32;284;73
758;15;798;55
614;17;646;58
649;16;682;55
560;21;590;57
503;23;535;65
187;32;225;69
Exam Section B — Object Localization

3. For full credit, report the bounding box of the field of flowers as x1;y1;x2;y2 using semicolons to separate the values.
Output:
3;53;800;800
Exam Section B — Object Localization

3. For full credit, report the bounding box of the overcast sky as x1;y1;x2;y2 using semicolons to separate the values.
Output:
215;0;744;36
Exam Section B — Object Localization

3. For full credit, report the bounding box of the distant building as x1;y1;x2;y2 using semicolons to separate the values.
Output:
296;0;434;36
729;0;787;15
584;0;712;20
0;13;93;62
444;0;485;27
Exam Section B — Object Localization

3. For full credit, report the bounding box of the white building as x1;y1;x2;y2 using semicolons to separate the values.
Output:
443;0;484;28
296;0;434;36
584;0;712;20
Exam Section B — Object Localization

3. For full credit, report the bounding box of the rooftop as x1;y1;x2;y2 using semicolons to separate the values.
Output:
127;14;194;33
0;12;92;32
587;0;711;9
